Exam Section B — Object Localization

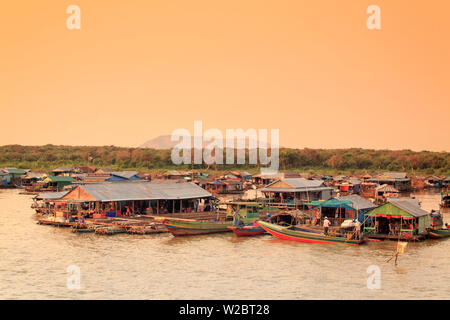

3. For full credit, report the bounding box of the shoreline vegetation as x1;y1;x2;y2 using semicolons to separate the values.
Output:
0;144;449;176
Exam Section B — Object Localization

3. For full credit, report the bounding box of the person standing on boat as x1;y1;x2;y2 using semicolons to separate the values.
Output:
354;219;361;239
323;217;331;235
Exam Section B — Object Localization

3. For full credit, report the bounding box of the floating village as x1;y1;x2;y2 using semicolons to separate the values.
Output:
1;167;449;243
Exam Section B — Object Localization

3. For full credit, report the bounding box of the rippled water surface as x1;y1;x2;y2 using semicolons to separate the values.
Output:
0;189;449;299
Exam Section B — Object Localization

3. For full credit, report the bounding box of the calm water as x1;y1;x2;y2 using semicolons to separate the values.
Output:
0;189;449;300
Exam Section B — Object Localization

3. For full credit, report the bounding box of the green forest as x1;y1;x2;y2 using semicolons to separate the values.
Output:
0;145;449;175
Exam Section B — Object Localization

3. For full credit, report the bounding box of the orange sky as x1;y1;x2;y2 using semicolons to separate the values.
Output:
1;0;449;151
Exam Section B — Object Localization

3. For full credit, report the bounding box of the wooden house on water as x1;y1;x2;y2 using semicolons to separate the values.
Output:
52;181;215;221
252;171;300;186
337;178;362;195
1;167;27;186
3;167;27;179
306;194;377;226
164;170;193;180
52;167;74;176
260;178;333;209
197;179;244;194
224;171;252;182
367;172;412;192
0;172;12;187
363;199;431;241
21;172;46;187
81;171;141;183
374;184;399;204
32;191;70;216
424;176;444;188
25;176;75;192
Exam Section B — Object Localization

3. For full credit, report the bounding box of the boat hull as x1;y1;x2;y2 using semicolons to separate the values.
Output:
256;221;363;245
427;228;450;239
228;225;265;237
162;218;233;236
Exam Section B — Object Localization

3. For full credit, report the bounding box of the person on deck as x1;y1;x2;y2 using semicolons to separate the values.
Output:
355;219;361;239
323;217;331;235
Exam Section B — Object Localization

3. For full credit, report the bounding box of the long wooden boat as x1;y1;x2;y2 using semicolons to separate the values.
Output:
256;220;364;245
228;224;265;237
159;217;233;236
156;201;276;237
427;228;450;239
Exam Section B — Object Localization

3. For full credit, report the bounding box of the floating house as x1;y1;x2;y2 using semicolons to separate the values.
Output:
425;176;444;188
0;172;11;186
76;166;97;174
224;171;252;181
82;171;141;183
57;181;214;219
443;177;450;188
219;179;244;194
368;172;411;191
3;167;27;179
21;172;46;186
164;170;192;180
95;168;114;174
331;175;347;185
33;191;70;214
260;178;333;208
0;168;27;187
337;178;362;194
43;176;75;191
198;179;244;194
375;184;399;203
252;171;300;186
306;194;377;226
52;167;74;176
199;179;225;194
363;198;431;241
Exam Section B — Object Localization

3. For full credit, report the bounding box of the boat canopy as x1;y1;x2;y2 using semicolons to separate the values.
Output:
305;199;353;207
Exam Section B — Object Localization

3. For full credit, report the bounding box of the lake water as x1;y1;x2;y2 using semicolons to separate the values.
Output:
0;189;448;299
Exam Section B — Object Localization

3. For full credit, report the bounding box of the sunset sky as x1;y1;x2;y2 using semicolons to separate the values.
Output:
1;0;449;151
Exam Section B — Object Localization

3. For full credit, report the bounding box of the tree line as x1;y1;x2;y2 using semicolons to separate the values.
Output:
0;145;448;175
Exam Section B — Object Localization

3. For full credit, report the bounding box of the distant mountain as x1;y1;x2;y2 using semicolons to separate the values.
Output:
139;135;177;149
139;135;275;150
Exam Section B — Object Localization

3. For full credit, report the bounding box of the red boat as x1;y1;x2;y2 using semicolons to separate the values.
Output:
228;223;265;237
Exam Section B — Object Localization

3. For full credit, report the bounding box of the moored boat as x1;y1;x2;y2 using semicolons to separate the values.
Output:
158;201;276;237
158;217;233;236
256;220;364;245
427;228;450;239
228;223;265;237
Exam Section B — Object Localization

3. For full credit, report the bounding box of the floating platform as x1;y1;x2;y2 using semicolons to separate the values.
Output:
37;219;75;227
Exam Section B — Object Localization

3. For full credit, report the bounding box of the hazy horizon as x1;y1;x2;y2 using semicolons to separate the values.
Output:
0;138;448;153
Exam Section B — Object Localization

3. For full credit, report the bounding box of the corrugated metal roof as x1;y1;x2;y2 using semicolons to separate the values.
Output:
110;171;139;179
384;172;407;179
336;194;377;210
4;168;27;174
65;181;212;202
261;178;332;193
280;178;326;188
388;198;429;217
261;186;333;193
23;172;45;179
369;172;409;181
348;178;362;185
36;191;69;200
45;176;75;182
